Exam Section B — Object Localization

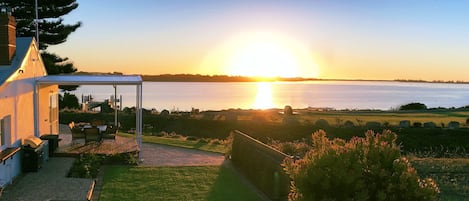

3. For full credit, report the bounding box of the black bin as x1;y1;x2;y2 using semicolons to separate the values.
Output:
40;135;59;156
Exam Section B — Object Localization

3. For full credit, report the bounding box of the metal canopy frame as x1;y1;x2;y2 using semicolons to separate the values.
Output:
34;75;143;161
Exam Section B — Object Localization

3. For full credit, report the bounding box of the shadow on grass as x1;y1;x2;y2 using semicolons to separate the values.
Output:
100;162;264;201
206;161;265;201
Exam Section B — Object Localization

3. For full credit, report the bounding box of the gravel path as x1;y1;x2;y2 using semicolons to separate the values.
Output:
139;143;225;166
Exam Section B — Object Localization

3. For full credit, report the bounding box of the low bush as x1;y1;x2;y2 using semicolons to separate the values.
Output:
315;119;329;128
68;153;138;178
103;152;139;165
413;122;422;127
283;130;439;201
68;154;102;178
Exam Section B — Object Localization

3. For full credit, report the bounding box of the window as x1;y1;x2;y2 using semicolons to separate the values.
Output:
0;116;10;147
0;118;4;146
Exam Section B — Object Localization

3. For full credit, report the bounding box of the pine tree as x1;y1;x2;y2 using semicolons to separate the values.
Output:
1;0;81;91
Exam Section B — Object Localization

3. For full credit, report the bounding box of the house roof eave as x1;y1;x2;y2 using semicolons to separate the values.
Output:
36;75;143;86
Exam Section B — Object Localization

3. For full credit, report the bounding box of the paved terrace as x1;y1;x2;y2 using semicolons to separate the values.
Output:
0;157;93;201
0;125;226;201
56;126;139;156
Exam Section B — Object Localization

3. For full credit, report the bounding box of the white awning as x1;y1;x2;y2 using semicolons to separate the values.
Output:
36;75;142;85
34;74;144;162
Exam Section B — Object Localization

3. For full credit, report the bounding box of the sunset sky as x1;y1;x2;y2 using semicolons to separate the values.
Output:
48;0;469;81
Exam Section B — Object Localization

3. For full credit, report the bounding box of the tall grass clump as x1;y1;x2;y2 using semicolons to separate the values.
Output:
283;130;439;201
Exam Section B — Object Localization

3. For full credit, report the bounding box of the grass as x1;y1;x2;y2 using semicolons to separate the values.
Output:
100;165;263;201
411;157;469;201
118;133;229;154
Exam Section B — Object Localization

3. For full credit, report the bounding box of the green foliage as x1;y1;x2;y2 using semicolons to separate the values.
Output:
42;52;78;91
68;154;102;178
41;52;77;74
103;152;138;165
4;0;81;50
315;119;329;128
283;130;440;201
59;111;469;156
68;153;138;178
400;102;428;110
3;0;80;90
59;92;79;109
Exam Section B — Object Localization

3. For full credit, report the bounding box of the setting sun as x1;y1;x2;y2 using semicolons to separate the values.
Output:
200;31;320;78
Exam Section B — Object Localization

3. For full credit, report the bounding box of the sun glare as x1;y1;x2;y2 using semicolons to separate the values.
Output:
199;31;319;78
226;40;300;78
253;82;275;109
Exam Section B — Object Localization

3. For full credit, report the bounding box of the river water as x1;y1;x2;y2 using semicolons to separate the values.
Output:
70;81;469;111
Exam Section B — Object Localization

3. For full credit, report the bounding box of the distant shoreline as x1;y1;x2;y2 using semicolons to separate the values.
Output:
141;75;469;84
141;74;389;83
74;72;469;84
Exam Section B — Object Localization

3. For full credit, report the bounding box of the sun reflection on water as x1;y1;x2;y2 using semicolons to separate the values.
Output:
253;82;275;109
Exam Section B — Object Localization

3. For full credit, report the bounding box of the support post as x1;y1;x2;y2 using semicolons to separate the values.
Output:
136;84;143;162
113;85;117;126
33;82;39;137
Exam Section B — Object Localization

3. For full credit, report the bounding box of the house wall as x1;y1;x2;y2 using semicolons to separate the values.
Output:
38;84;59;135
0;149;20;187
0;39;55;187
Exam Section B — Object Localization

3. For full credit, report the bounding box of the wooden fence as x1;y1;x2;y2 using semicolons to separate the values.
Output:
230;130;290;201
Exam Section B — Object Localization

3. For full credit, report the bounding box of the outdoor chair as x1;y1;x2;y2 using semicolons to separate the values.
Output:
102;125;118;141
84;127;101;143
71;127;85;143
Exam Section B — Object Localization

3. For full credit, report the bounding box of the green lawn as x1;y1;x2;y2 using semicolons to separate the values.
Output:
118;133;228;154
411;158;469;201
100;165;263;201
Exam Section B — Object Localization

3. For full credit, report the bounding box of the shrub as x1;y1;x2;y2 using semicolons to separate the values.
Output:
343;120;354;128
269;140;311;158
68;153;138;178
413;122;422;127
365;121;381;129
284;105;293;115
283;130;439;201
399;102;427;110
103;152;138;165
315;119;329;128
68;154;103;178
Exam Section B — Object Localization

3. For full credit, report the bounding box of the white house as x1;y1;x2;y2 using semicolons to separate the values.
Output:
0;13;58;186
0;12;144;187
